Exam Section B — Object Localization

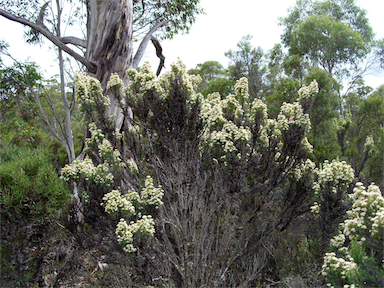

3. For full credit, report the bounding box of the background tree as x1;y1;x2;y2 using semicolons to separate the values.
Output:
280;0;374;75
188;60;234;96
340;85;384;190
225;35;267;99
0;44;82;165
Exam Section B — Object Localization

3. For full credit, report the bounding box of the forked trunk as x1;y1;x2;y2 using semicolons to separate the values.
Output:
86;0;133;127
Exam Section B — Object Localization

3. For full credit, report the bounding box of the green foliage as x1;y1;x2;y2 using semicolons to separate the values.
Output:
305;68;341;163
280;0;374;75
0;59;43;124
290;14;367;74
265;77;301;118
376;38;384;68
133;0;204;40
225;35;267;99
340;85;384;188
0;146;70;219
188;60;234;96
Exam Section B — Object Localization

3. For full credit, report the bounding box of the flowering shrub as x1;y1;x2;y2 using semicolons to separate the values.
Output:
102;189;136;214
310;159;355;217
297;79;319;101
277;102;311;131
103;178;162;253
116;215;156;253
200;77;317;165
316;160;355;188
60;72;165;253
140;176;164;208
322;182;384;287
61;156;114;186
74;73;111;124
114;60;333;286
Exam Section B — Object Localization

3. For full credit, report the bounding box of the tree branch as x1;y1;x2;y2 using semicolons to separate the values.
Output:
132;21;166;68
59;36;87;48
0;8;96;73
37;1;50;30
151;37;165;76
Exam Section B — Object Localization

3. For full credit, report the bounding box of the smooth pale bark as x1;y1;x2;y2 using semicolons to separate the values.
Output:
56;0;76;163
132;21;166;68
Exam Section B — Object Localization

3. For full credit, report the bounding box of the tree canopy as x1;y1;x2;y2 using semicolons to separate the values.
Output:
280;0;374;75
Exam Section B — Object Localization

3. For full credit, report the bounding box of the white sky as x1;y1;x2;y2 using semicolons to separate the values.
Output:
1;0;383;89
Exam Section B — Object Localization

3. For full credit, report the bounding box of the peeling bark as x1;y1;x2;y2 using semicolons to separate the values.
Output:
86;0;133;89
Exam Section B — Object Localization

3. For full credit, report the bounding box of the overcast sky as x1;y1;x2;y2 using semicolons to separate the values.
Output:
1;0;383;89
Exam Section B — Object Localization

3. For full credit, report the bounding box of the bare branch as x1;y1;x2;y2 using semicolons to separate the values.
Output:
36;1;50;30
59;36;87;48
151;37;165;76
132;21;166;68
0;8;96;73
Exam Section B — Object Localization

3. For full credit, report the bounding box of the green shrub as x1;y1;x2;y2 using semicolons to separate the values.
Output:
322;182;384;288
0;146;71;219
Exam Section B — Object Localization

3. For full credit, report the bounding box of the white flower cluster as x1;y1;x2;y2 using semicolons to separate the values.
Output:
115;219;135;253
277;102;311;131
102;176;163;214
129;215;156;236
292;159;316;180
345;182;384;239
329;233;346;248
234;77;249;103
115;216;155;253
161;59;202;96
88;122;104;144
61;157;114;186
98;138;113;159
127;159;139;174
61;124;126;186
221;94;244;121
126;60;202;108
301;136;313;153
101;176;163;253
205;122;251;155
85;123;125;167
363;135;375;155
259;119;281;147
322;182;384;287
113;128;123;141
201;78;253;159
315;160;355;187
310;202;321;215
250;98;268;120
371;207;384;237
297;80;318;101
322;251;357;277
107;73;124;91
75;73;110;111
201;92;226;128
140;176;164;208
126;62;166;99
102;190;135;214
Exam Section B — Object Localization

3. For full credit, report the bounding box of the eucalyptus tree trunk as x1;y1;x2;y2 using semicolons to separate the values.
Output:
86;0;133;128
86;0;133;88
